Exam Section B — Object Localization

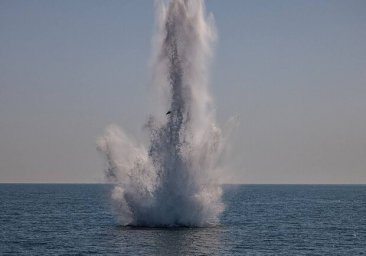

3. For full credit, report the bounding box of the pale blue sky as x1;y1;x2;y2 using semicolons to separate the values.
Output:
1;0;365;183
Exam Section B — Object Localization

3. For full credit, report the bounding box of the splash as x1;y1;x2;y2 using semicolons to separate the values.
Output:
98;0;224;227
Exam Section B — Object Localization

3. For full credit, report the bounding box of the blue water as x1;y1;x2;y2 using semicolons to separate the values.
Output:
0;184;365;255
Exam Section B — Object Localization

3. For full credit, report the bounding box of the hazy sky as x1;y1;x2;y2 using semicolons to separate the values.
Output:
1;0;365;183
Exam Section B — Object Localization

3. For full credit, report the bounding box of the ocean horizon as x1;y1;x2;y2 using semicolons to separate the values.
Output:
1;184;365;255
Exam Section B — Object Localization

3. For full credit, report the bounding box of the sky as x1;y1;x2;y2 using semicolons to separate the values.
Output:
0;0;365;184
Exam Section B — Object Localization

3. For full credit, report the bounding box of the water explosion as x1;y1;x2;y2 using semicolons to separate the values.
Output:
98;0;224;227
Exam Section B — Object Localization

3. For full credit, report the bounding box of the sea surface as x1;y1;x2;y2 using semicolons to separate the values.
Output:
0;184;365;255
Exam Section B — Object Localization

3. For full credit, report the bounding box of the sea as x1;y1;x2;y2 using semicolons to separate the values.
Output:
0;184;365;255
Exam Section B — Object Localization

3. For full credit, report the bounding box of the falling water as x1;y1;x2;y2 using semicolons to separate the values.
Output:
97;0;224;227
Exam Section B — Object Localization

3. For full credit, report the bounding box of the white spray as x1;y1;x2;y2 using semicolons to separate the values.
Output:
98;0;224;227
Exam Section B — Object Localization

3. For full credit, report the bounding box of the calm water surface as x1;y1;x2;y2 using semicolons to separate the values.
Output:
0;184;365;255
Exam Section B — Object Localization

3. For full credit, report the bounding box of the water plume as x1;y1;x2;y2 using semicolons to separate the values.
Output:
98;0;224;227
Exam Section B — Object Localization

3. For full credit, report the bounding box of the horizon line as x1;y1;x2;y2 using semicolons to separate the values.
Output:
0;182;365;185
